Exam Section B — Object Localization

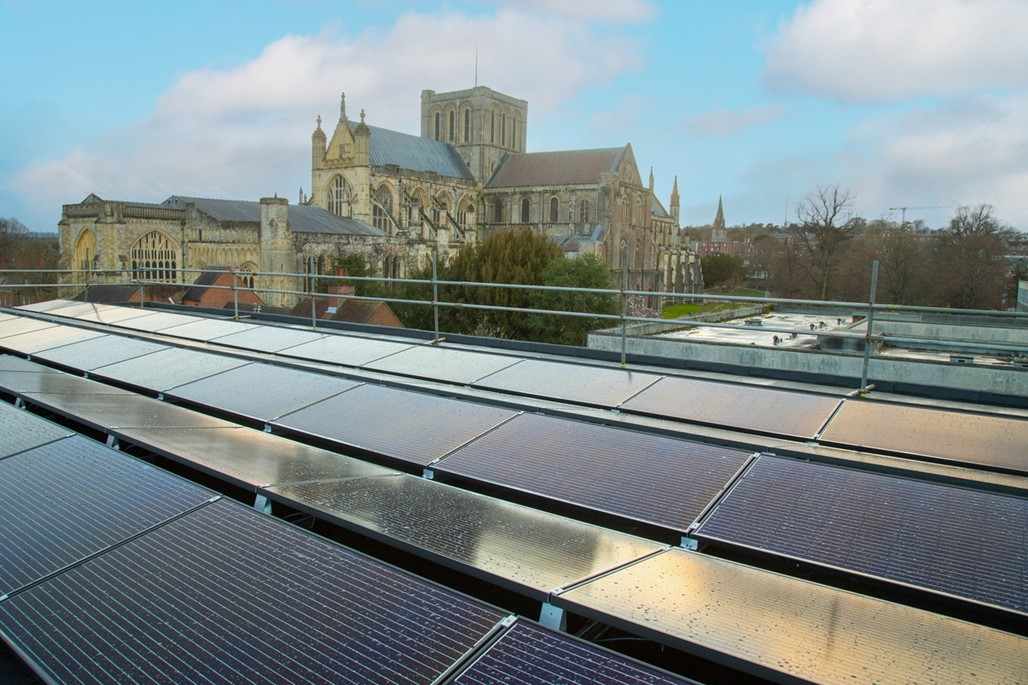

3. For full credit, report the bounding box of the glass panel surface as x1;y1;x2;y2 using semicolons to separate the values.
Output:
364;346;522;385
156;318;259;342
0;402;75;459
474;359;661;407
20;392;231;430
33;335;167;370
89;348;251;392
207;325;326;353
277;333;415;367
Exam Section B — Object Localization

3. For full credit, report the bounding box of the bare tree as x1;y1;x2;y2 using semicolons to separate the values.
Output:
932;204;1007;309
792;185;861;300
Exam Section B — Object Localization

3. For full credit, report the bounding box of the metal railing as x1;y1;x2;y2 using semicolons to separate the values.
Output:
2;264;1027;395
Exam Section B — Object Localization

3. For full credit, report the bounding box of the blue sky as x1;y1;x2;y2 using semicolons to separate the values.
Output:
3;0;1027;233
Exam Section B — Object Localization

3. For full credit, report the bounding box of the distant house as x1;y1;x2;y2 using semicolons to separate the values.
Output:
180;268;265;310
288;271;402;328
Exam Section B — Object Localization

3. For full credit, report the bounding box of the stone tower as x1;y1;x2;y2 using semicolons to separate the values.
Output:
670;176;680;226
420;86;527;183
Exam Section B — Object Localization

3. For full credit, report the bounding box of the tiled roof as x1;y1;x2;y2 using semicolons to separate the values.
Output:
181;268;228;303
486;148;626;188
349;122;475;180
165;197;383;236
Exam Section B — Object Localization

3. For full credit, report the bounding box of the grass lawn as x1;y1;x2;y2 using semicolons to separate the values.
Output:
661;287;766;319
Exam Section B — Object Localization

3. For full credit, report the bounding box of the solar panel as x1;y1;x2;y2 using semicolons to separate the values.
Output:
18;392;232;431
0;317;59;340
0;402;75;459
31;334;167;370
156;317;259;341
265;474;662;599
451;620;697;685
277;333;416;367
0;324;107;355
474;359;661;407
0;354;61;374
620;377;842;439
694;456;1028;614
272;384;517;466
820;400;1028;473
60;303;155;324
165;362;360;422
0;434;215;594
88;347;252;392
205;325;326;353
22;301;121;320
0;498;507;685
364;346;523;385
434;413;752;532
14;299;77;312
0;367;134;395
109;310;201;332
555;548;1028;685
110;425;397;492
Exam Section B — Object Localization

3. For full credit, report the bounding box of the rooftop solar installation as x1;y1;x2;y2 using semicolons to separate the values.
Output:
0;354;60;374
13;299;78;313
0;323;107;355
165;362;361;422
88;347;252;391
206;324;327;353
155;316;260;341
0;434;215;594
0;317;59;341
364;345;523;385
554;548;1028;685
0;401;75;459
19;392;233;431
57;302;155;324
0;365;135;396
694;456;1028;614
110;425;397;492
30;334;167;370
264;473;662;599
108;309;203;332
450;619;697;685
474;359;662;407
272;384;517;466
621;376;842;439
434;413;752;532
277;332;416;367
0;497;507;685
820;400;1028;473
24;301;129;320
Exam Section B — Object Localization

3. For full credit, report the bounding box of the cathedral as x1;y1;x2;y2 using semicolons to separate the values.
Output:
59;85;702;308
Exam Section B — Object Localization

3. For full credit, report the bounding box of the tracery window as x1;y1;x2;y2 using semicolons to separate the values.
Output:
131;231;179;282
373;185;394;232
549;197;559;222
493;198;504;223
329;175;352;216
521;198;530;223
238;262;256;289
74;229;96;272
579;199;590;224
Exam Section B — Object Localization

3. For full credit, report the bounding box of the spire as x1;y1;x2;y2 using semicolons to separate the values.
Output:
340;92;347;121
648;167;654;192
671;176;680;206
712;195;727;241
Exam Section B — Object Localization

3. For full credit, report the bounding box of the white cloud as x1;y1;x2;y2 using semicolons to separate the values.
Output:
765;0;1028;101
12;7;645;225
486;0;658;23
683;105;786;136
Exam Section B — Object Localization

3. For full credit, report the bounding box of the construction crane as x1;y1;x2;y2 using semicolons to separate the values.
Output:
888;205;951;227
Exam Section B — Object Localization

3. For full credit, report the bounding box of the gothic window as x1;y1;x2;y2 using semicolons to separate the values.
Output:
131;231;179;283
372;184;394;233
74;229;96;272
238;262;256;289
457;199;474;230
501;112;507;146
520;198;530;223
493;198;504;223
579;199;590;224
549;197;559;223
329;175;351;216
434;111;441;140
490;110;496;143
448;109;456;141
463;107;471;143
513;114;520;149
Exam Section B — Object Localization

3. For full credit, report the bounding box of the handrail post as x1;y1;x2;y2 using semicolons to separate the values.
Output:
309;256;317;330
432;247;441;342
232;271;239;320
620;244;629;366
860;259;879;393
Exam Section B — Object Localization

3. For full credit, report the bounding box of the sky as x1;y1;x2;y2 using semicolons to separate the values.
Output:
2;0;1027;234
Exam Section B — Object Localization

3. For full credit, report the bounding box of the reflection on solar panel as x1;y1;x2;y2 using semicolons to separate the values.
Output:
0;498;506;685
0;435;214;594
474;359;661;407
32;334;166;370
60;303;155;324
435;413;752;532
14;299;78;312
208;325;326;353
452;620;696;685
110;310;200;332
24;301;122;320
265;474;661;598
0;367;134;395
820;400;1028;473
88;347;251;391
0;324;107;355
156;317;259;341
621;377;842;439
0;317;59;340
0;402;75;459
166;362;360;422
555;549;1028;685
277;333;415;367
364;346;522;385
111;425;397;492
0;354;61;374
273;384;517;466
694;456;1028;614
19;392;232;430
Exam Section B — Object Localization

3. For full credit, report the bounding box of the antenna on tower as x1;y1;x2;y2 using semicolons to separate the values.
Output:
474;34;479;86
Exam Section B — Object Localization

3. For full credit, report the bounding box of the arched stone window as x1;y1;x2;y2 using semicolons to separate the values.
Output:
463;107;471;143
238;262;257;289
373;184;394;233
490;110;496;143
74;229;96;272
448;109;456;142
457;197;474;230
434;111;441;140
329;175;352;216
513;114;521;150
549;197;559;222
493;198;504;223
501;112;507;146
579;199;590;224
131;231;179;283
521;198;530;223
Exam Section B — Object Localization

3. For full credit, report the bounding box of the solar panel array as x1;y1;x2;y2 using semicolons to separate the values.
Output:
694;456;1028;614
0;401;75;459
473;359;662;407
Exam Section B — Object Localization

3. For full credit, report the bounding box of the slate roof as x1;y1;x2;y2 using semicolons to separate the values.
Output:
164;197;383;236
486;148;626;188
349;122;475;180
